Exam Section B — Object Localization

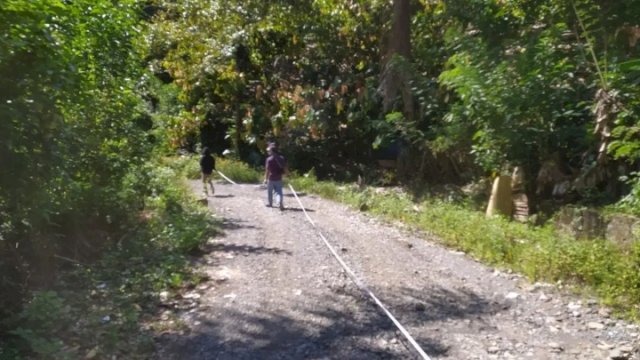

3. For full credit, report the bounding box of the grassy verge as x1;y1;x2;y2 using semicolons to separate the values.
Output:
289;174;640;320
1;161;220;359
168;155;262;183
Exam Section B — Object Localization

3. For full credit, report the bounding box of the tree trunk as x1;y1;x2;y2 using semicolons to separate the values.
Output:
390;0;411;59
381;0;413;119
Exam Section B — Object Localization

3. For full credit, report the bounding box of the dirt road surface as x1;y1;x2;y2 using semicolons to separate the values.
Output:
155;182;639;359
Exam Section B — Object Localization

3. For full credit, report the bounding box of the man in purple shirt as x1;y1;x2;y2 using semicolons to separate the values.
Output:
264;142;286;210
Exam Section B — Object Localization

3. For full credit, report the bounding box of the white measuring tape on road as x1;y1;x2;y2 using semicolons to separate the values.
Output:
215;170;237;185
288;184;432;360
211;170;431;359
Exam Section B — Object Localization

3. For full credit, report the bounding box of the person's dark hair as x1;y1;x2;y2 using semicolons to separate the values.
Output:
202;147;211;155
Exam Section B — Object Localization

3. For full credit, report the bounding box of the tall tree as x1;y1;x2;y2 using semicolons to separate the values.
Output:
381;0;414;120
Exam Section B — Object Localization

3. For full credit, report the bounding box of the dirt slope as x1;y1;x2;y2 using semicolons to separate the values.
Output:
155;182;639;360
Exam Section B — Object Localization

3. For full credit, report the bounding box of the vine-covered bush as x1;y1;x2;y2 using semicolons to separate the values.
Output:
0;0;152;323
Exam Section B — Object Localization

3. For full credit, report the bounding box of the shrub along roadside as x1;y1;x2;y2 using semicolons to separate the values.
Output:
1;162;221;359
289;174;640;320
166;155;262;184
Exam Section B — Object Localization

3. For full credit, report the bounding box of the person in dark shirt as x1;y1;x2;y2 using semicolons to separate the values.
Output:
200;147;216;196
264;142;286;210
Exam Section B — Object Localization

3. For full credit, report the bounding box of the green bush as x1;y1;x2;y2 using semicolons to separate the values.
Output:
290;171;343;201
216;158;262;184
146;163;219;252
165;155;261;184
6;291;68;358
3;162;221;358
162;155;201;180
0;0;152;329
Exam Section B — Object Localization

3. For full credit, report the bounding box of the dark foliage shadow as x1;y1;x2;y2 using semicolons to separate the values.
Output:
221;217;260;230
377;286;505;350
198;216;290;257
380;286;503;323
212;194;234;198
202;242;291;256
155;283;505;359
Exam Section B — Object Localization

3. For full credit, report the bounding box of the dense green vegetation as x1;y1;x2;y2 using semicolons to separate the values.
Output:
2;0;149;334
2;0;640;357
146;0;640;193
2;161;220;359
0;1;218;358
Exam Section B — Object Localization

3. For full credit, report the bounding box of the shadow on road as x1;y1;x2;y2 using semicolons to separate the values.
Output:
383;286;503;323
221;217;260;230
202;242;292;256
155;283;505;359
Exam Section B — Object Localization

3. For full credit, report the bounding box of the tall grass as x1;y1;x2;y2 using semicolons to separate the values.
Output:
216;158;262;183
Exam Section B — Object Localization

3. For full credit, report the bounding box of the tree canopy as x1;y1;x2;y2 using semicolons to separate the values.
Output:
147;0;640;196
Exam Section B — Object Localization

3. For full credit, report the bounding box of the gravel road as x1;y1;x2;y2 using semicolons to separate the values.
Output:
155;182;639;359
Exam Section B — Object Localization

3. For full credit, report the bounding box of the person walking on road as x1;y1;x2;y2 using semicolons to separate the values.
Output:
200;147;216;196
264;142;286;210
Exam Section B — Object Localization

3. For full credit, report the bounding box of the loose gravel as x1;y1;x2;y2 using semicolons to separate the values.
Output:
154;182;639;360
